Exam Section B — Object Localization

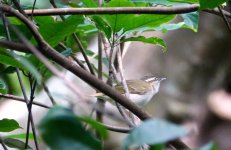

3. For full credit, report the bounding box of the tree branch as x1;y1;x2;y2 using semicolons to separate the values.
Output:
12;5;200;16
0;94;50;108
204;8;231;18
0;40;29;53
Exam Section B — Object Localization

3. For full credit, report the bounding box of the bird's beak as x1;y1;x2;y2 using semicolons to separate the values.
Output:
160;78;166;81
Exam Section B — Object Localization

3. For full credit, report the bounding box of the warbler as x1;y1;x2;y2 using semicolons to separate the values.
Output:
94;76;166;107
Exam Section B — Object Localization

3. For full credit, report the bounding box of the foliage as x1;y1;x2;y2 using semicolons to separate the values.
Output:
0;80;7;94
123;119;187;149
199;142;218;150
39;106;103;150
0;119;21;132
3;138;32;150
0;0;227;149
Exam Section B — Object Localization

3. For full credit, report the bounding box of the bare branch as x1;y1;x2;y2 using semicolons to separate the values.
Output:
104;124;130;133
218;6;231;33
0;40;29;53
0;94;50;108
14;5;200;16
204;8;231;18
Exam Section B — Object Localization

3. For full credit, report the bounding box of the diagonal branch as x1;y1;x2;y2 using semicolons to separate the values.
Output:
0;4;149;121
218;6;231;33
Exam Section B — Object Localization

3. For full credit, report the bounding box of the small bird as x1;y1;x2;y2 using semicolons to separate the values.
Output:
94;76;166;107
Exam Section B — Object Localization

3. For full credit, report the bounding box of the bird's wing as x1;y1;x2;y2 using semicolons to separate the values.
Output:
116;80;152;95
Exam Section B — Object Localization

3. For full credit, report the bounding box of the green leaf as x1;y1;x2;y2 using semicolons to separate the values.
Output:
199;0;228;9
4;138;32;149
122;36;167;51
66;23;95;53
199;142;218;150
25;54;52;81
81;0;98;7
0;51;25;70
0;50;42;83
150;144;165;150
123;119;187;148
6;133;40;141
180;11;199;32
61;48;73;57
154;11;199;32
34;16;55;26
39;106;102;150
16;55;42;83
103;0;175;36
6;133;42;144
0;19;33;40
80;117;108;139
38;15;84;47
2;66;16;74
0;119;21;132
0;80;7;94
85;49;95;56
92;16;112;39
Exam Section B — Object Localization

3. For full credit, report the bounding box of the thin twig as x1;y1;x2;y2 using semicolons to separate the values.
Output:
218;6;231;33
116;45;136;127
0;12;39;150
98;33;103;81
71;56;88;71
42;82;56;105
57;42;88;71
103;124;130;133
31;0;37;20
117;46;130;99
108;30;134;126
96;32;105;125
95;1;106;138
115;103;134;127
49;0;95;75
72;34;96;75
114;47;135;127
25;78;38;150
102;38;119;82
204;8;231;19
11;0;28;18
0;140;8;150
0;94;50;108
9;5;200;16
